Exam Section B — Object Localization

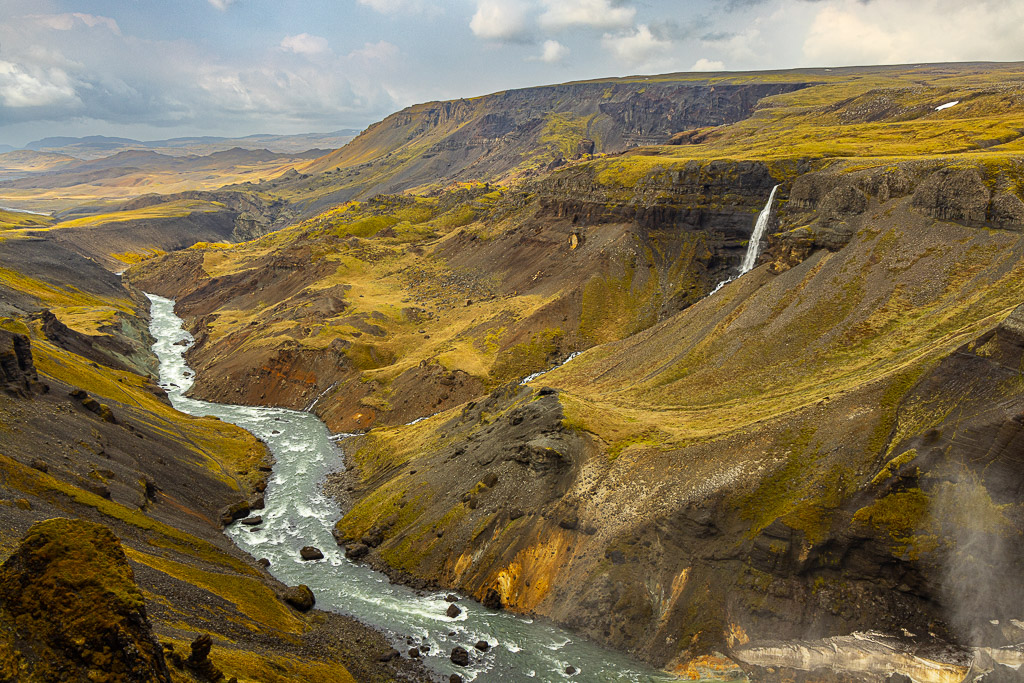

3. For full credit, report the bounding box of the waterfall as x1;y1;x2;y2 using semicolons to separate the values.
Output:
738;184;779;275
708;184;779;295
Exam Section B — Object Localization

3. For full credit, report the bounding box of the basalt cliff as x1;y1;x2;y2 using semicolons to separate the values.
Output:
4;62;1024;681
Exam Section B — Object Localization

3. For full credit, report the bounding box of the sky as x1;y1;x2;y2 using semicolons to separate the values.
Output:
1;0;1023;147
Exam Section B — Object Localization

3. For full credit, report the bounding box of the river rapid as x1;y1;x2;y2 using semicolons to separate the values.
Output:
146;293;689;683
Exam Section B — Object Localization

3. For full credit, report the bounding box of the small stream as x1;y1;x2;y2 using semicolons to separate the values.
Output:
146;293;688;682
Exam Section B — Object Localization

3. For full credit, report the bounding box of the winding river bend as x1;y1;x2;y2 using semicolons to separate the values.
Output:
146;293;687;683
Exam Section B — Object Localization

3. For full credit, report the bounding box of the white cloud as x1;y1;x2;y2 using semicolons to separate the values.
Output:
538;39;569;63
357;0;436;13
208;0;236;10
691;58;724;72
32;13;121;34
539;0;635;31
347;41;401;64
802;0;1024;66
469;0;534;41
280;33;330;56
0;60;79;108
601;24;673;67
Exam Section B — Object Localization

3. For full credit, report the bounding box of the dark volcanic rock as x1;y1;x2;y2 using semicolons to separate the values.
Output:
474;640;490;652
239;516;262;526
450;646;470;666
0;518;172;682
346;542;370;560
219;499;250;526
482;588;503;610
300;545;324;561
0;329;45;397
912;167;991;224
446;603;462;618
281;584;315;611
185;633;224;681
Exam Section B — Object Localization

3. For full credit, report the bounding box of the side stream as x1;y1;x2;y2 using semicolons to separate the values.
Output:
146;293;692;683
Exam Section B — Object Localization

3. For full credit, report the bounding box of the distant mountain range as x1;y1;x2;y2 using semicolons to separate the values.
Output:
12;130;360;160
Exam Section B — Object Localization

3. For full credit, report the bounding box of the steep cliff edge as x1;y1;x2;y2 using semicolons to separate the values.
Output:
292;78;810;207
130;159;780;432
322;159;1024;674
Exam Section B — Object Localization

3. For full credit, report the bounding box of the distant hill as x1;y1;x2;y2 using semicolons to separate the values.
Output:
0;150;80;180
21;130;359;160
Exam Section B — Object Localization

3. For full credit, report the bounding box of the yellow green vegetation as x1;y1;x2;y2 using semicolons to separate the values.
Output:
0;265;131;313
580;263;659;344
52;199;225;229
490;328;563;384
0;454;253;574
111;248;168;265
0;518;168;682
586;63;1024;189
853;489;937;559
548;210;1024;449
29;334;265;492
160;635;357;683
126;549;303;633
0;208;53;230
872;449;919;485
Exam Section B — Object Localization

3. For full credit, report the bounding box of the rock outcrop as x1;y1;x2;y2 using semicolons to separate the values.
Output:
0;518;172;682
0;329;45;397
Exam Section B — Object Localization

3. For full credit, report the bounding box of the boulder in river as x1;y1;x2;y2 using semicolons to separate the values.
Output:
300;546;324;561
450;646;470;666
474;640;489;652
281;585;315;611
239;516;262;526
446;603;462;618
450;675;464;683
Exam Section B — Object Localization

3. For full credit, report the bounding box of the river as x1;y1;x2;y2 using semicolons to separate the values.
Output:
146;293;691;683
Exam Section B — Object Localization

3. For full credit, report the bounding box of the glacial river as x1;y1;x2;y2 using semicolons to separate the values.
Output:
146;293;687;682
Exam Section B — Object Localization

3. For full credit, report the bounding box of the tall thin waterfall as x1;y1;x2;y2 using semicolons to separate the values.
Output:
708;184;779;295
739;184;779;275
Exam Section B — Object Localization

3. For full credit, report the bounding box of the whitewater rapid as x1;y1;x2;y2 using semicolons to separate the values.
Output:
146;293;688;682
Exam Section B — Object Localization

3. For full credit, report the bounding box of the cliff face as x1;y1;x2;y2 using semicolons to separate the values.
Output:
130;159;781;433
320;159;1024;671
289;79;809;209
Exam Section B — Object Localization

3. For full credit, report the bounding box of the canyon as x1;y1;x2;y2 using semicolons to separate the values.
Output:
1;62;1024;681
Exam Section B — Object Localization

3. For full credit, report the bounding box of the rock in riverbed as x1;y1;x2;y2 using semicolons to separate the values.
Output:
300;546;324;560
